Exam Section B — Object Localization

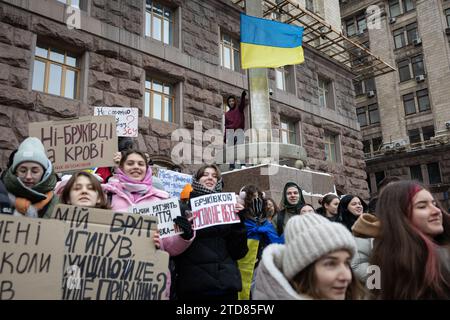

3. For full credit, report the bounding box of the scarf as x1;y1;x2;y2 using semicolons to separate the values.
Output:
112;167;153;201
281;182;305;213
191;177;223;196
13;191;54;217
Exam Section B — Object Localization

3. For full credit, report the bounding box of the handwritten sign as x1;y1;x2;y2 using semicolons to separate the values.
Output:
0;216;65;300
29;116;118;173
157;169;193;199
129;198;182;239
94;107;138;137
190;193;240;230
52;204;169;300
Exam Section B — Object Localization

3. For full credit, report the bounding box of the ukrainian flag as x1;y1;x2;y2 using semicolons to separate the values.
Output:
240;13;304;69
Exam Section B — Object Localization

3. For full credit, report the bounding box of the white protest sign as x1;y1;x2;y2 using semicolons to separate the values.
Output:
189;193;240;230
157;169;192;199
94;106;138;137
129;198;182;238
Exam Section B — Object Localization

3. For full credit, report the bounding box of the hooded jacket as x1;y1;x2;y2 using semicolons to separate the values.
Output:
224;91;246;133
272;182;306;235
0;180;12;214
103;168;194;257
174;182;248;299
253;244;312;300
2;161;58;219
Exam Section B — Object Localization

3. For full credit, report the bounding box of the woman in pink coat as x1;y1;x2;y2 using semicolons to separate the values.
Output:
103;149;195;257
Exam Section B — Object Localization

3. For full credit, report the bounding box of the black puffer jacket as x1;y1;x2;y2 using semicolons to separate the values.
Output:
174;190;248;298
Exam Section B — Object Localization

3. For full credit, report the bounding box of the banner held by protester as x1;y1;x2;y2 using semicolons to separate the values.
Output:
29;116;118;173
94;106;138;137
189;192;240;230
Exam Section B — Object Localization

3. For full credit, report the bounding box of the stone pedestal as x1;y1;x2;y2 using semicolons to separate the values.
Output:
221;164;335;208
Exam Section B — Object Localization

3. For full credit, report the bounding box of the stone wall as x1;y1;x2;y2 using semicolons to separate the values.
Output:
0;0;368;198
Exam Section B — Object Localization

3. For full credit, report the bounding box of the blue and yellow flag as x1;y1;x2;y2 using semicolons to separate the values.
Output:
240;13;304;69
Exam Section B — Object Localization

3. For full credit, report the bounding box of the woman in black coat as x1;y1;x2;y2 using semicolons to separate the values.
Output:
174;164;248;300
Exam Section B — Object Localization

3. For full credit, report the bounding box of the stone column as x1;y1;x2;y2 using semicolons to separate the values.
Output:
245;0;272;142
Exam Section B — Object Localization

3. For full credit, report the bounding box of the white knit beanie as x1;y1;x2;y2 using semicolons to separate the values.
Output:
12;137;49;172
282;213;357;280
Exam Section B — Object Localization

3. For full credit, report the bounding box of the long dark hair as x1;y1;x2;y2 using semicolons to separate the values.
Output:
337;195;368;231
370;181;450;299
60;171;109;209
119;149;148;170
318;194;339;217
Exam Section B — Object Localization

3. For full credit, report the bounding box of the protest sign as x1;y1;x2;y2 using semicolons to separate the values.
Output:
157;169;192;199
94;106;138;137
189;192;240;230
0;215;65;300
129;198;182;239
52;204;170;300
29;116;118;173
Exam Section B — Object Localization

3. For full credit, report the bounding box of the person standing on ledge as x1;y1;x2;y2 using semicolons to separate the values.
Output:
224;90;247;169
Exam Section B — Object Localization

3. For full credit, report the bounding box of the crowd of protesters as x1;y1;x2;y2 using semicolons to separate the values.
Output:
1;136;450;300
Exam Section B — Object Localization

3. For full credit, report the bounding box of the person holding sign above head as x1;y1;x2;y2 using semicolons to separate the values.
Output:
2;137;59;218
58;171;110;209
174;164;249;301
253;214;365;300
103;149;195;256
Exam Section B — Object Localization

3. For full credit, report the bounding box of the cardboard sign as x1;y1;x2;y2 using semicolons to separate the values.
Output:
94;107;138;137
189;193;240;230
157;169;193;199
29;116;118;173
51;204;170;300
129;198;183;239
0;216;65;300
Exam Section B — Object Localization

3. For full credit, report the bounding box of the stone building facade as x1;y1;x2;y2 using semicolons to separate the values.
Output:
340;0;450;207
0;0;368;198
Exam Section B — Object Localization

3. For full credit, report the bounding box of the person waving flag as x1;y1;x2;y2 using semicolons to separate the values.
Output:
240;13;304;69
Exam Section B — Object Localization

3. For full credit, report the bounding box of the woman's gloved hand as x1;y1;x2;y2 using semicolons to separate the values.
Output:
173;216;194;240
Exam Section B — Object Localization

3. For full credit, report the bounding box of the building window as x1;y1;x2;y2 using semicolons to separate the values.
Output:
145;0;174;45
398;59;411;82
427;163;442;184
394;29;406;49
373;137;383;152
357;107;368;127
305;0;314;12
368;104;380;124
220;32;240;72
57;0;84;8
389;0;401;18
318;77;334;109
403;0;415;13
422;125;435;141
408;128;421;144
280;120;296;144
32;44;80;99
406;23;418;44
417;89;430;112
364;137;383;157
275;68;287;91
144;78;175;122
363;140;371;154
410;165;423;182
412;55;425;77
357;15;367;33
345;19;356;37
403;93;416;115
375;171;386;186
446;8;450;27
324;133;339;163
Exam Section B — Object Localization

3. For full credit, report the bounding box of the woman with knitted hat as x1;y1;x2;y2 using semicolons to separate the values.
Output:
254;213;364;300
371;181;450;299
2;137;58;218
272;182;306;236
174;164;248;300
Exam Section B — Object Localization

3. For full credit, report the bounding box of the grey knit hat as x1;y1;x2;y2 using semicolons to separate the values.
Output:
282;213;357;280
12;137;49;172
